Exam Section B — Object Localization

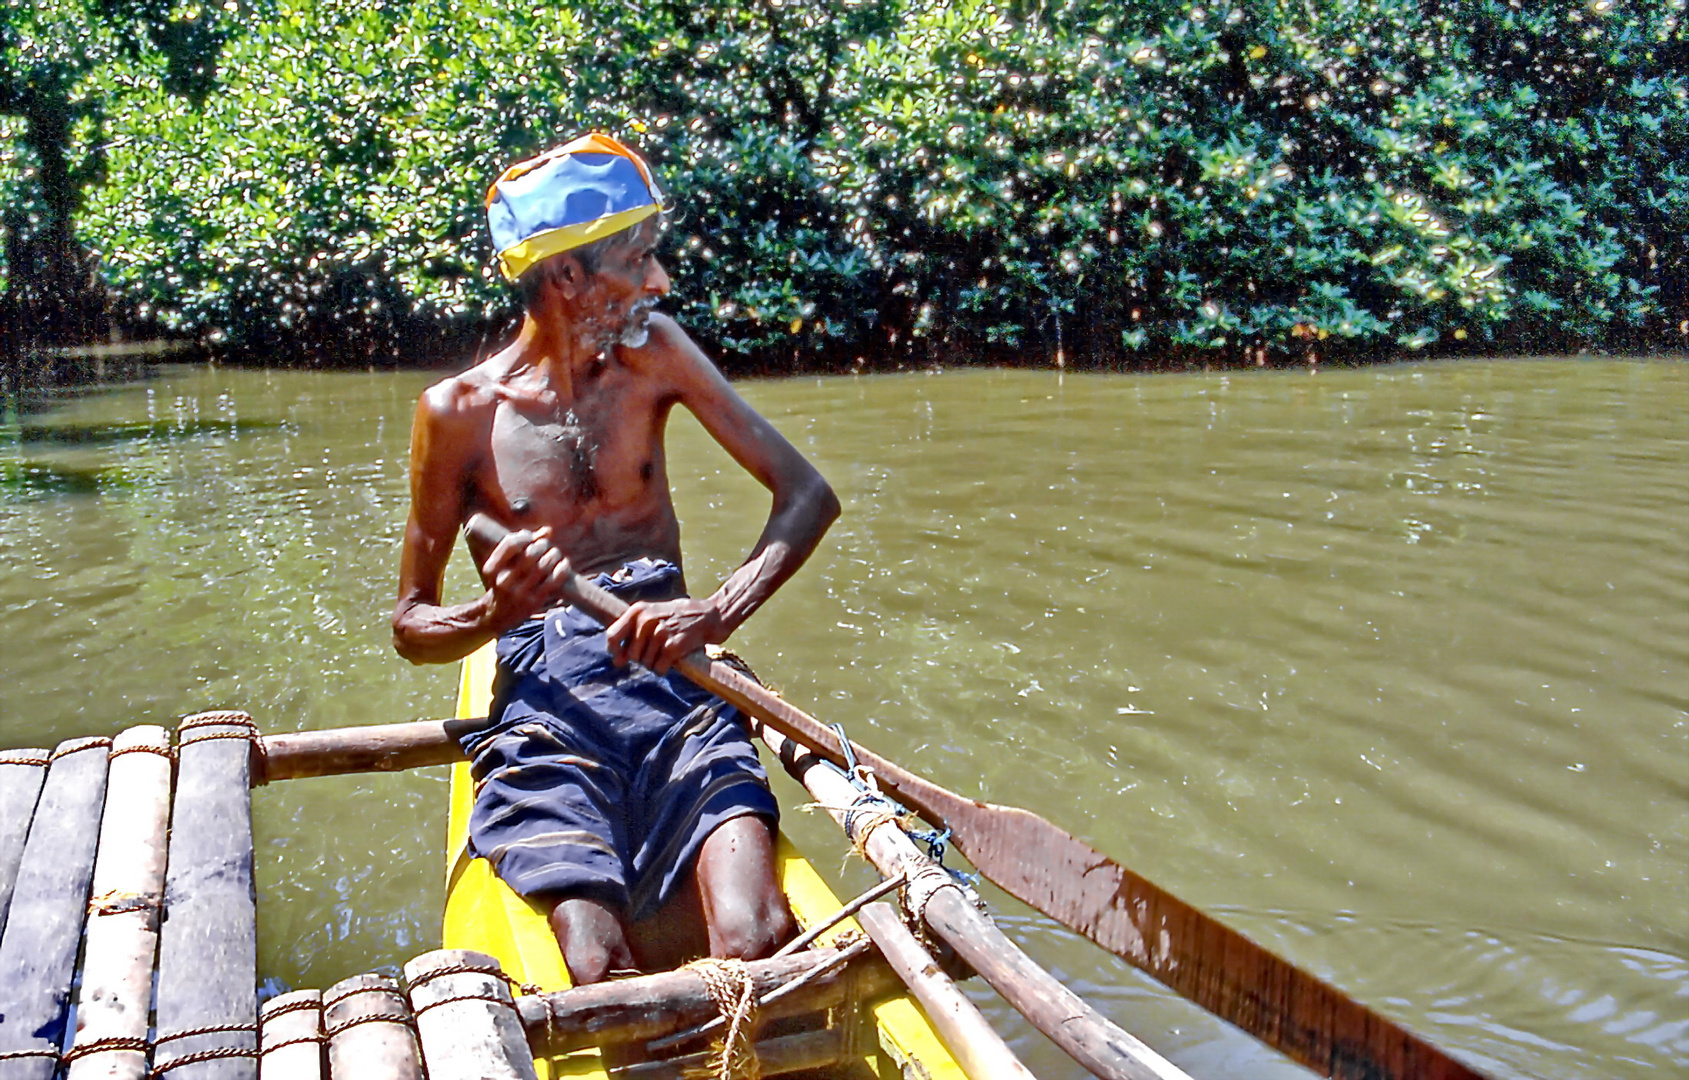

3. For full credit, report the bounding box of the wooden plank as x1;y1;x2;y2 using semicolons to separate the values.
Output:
403;950;536;1080
154;712;260;1080
65;726;176;1080
259;990;324;1080
0;736;112;1080
323;975;422;1080
855;902;1037;1080
0;747;51;937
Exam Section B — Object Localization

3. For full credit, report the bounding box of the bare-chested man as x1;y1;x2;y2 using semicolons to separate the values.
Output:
392;134;839;984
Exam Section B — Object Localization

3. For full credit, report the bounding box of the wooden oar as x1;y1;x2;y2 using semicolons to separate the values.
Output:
458;514;1487;1080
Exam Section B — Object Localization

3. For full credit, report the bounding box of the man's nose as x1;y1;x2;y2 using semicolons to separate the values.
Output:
646;259;671;297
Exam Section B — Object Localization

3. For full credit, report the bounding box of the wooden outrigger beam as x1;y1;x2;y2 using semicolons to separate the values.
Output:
854;902;1037;1080
518;527;1491;1080
258;719;475;781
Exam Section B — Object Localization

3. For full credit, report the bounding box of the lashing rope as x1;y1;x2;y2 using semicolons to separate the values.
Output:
176;710;268;775
149;1045;259;1077
405;959;543;998
149;1023;260;1079
61;1036;151;1061
822;723;979;891
685;958;760;1080
322;1011;415;1038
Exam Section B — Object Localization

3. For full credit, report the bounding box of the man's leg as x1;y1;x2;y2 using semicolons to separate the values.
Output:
548;897;636;985
693;815;796;960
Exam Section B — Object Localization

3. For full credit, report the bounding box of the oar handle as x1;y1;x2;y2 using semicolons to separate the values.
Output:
464;512;631;628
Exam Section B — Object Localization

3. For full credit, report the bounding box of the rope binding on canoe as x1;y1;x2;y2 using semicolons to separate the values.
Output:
108;741;175;760
149;1045;260;1077
824;723;979;889
259;996;321;1020
259;1033;326;1055
0;753;51;767
50;735;112;759
685;957;761;1080
322;1010;416;1037
258;996;327;1056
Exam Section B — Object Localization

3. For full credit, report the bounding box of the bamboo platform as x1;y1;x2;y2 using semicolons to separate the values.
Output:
0;713;997;1080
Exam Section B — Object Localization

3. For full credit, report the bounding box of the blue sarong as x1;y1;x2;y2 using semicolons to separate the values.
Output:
458;559;778;921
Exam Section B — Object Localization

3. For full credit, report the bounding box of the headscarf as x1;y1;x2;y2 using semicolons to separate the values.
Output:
485;133;664;281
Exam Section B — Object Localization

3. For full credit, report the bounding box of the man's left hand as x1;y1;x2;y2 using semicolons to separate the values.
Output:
605;597;729;674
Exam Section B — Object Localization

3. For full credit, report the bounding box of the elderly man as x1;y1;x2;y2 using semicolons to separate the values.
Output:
392;134;839;983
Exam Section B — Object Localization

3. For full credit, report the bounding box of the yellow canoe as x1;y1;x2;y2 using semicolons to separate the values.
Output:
443;642;967;1079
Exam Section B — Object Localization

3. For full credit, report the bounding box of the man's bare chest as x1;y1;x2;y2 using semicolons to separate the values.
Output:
483;393;664;514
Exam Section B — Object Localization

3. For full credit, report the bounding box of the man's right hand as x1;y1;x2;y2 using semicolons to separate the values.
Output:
480;526;572;632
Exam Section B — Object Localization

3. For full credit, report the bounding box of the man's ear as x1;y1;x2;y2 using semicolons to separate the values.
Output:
553;255;588;300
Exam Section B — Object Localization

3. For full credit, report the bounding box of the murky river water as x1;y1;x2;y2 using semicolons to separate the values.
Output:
1;359;1683;1079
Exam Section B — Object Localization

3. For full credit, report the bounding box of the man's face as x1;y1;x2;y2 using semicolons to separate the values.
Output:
582;219;670;351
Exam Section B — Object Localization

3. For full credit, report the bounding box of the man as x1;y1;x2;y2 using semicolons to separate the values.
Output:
392;133;840;984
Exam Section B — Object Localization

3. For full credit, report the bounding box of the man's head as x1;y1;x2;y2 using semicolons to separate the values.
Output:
487;133;669;348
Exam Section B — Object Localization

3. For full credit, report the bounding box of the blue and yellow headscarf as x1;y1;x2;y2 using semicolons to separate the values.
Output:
486;133;664;282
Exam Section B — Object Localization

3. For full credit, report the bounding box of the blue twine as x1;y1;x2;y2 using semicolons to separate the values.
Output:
831;724;979;889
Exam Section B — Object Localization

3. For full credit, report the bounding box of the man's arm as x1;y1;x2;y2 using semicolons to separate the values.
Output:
606;316;840;672
391;381;571;664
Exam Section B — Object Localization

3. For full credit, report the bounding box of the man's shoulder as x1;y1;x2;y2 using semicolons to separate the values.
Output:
416;359;504;427
619;313;722;390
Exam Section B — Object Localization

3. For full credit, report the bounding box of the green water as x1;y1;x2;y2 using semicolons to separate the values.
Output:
1;359;1684;1079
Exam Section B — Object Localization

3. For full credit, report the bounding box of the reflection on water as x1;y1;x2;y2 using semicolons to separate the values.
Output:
1;359;1684;1079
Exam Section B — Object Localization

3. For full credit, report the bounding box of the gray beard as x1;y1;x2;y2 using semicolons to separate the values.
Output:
616;299;660;348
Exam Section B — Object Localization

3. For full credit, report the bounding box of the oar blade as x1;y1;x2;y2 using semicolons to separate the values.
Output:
937;799;1490;1080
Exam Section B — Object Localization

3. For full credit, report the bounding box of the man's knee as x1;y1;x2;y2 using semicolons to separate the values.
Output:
548;896;634;984
709;895;796;961
695;815;795;960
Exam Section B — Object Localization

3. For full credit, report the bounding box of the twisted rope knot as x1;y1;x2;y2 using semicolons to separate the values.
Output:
901;863;957;928
685;957;761;1080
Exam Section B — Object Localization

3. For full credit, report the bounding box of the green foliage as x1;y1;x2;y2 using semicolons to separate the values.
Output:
2;0;223;348
53;0;1689;367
